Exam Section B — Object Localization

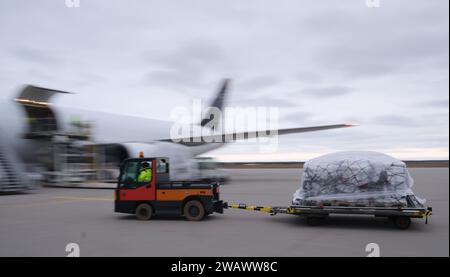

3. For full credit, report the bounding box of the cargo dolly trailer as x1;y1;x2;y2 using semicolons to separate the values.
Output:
227;203;432;229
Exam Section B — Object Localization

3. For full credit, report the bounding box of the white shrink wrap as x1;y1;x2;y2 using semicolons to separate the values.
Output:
292;151;424;208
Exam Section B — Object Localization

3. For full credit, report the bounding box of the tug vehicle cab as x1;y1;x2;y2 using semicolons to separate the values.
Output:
114;156;225;221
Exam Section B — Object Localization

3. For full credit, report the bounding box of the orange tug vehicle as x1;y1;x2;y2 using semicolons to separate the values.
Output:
114;156;226;221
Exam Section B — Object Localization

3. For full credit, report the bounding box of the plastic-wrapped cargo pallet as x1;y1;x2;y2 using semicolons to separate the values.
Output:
292;151;424;208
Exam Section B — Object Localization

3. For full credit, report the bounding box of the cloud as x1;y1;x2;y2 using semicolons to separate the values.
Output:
299;86;353;97
237;76;280;91
296;2;449;79
143;40;226;90
10;47;59;66
371;115;422;127
422;99;449;109
316;32;449;78
296;71;322;84
234;97;297;108
282;111;313;122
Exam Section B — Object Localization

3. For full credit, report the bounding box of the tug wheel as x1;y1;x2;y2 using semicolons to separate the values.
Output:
184;200;205;221
135;203;153;220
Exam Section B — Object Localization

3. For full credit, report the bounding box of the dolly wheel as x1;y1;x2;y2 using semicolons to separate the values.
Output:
184;200;205;221
392;217;411;230
135;203;153;220
306;216;326;226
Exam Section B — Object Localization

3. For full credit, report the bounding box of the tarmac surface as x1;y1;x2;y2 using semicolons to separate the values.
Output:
0;168;448;257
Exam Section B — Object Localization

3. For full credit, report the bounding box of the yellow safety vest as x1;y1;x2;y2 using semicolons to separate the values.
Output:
138;168;152;182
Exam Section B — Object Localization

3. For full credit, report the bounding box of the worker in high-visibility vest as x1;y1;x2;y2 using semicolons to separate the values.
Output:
138;162;152;182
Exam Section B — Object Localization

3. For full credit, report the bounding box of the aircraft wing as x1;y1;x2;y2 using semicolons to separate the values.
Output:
162;123;356;146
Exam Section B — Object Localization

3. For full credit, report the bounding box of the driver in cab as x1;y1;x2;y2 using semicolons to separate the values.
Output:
138;162;152;183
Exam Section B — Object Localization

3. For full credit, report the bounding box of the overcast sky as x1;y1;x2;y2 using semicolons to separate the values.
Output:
0;0;448;161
